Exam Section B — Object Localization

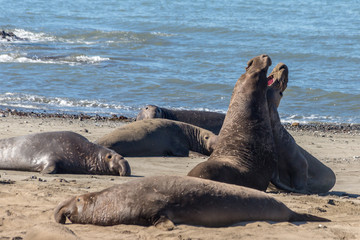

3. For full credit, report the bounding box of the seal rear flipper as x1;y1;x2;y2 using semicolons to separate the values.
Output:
154;215;175;231
289;212;330;222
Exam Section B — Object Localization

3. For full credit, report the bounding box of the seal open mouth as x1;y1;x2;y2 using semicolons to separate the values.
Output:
267;75;274;86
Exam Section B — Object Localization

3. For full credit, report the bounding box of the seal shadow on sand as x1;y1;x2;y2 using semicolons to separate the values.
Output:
231;220;309;227
326;191;360;199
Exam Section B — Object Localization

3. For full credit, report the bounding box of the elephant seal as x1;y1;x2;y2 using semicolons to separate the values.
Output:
267;63;336;193
136;105;225;134
0;131;131;176
54;175;329;228
96;119;217;157
188;54;276;191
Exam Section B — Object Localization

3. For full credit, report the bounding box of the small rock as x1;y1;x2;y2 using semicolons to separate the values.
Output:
318;224;327;229
0;179;15;184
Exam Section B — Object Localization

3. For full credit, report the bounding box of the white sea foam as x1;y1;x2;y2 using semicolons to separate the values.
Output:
280;113;342;124
13;29;57;42
74;55;110;63
0;93;133;115
150;32;176;37
0;53;109;65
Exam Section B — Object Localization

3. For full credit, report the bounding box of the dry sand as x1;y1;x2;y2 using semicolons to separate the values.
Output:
0;114;359;240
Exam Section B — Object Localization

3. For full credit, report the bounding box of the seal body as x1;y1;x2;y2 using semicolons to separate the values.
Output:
0;131;131;176
267;63;336;193
136;105;225;134
54;176;329;227
96;119;217;157
188;54;276;191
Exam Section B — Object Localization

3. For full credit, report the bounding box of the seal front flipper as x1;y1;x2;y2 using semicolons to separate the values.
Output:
154;216;175;231
40;161;57;174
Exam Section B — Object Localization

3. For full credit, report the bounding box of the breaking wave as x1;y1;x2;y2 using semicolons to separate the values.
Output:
0;53;109;65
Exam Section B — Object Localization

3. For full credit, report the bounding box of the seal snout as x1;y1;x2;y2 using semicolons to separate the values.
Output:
117;157;131;176
54;197;75;224
261;54;272;67
267;62;289;92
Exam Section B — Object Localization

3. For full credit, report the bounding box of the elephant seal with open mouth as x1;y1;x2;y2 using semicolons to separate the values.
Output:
267;63;336;193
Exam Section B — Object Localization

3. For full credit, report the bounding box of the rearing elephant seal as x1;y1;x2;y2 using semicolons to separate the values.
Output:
0;131;131;176
54;175;329;227
96;119;217;157
267;63;336;193
136;105;225;134
188;54;276;191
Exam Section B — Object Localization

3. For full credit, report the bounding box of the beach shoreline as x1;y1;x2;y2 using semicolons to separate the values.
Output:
0;112;359;239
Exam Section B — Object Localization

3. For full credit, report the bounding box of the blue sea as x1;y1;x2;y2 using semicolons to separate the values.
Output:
1;0;359;123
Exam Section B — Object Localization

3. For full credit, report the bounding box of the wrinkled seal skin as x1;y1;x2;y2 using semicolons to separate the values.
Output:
96;119;217;157
0;131;131;176
188;55;276;191
136;105;225;134
267;63;336;194
54;175;329;227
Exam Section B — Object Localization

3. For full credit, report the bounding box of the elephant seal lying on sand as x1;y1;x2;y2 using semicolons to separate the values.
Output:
267;63;336;194
0;131;131;176
54;175;329;228
188;54;276;191
136;105;225;134
96;119;217;157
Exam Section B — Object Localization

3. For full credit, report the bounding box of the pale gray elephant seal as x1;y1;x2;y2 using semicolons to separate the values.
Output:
188;54;276;191
0;131;131;176
54;175;329;228
96;119;217;157
136;105;225;134
267;63;336;194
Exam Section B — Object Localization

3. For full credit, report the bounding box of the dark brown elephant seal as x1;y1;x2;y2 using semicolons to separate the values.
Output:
188;54;276;191
0;131;131;176
136;105;225;134
267;63;336;194
96;119;217;157
54;175;329;228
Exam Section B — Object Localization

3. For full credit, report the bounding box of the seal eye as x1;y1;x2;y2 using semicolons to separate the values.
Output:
77;198;81;202
279;92;283;97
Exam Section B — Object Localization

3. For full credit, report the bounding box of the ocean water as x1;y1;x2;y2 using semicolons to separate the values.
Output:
0;0;359;123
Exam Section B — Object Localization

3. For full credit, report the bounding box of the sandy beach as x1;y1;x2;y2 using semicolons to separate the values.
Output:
0;113;359;240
